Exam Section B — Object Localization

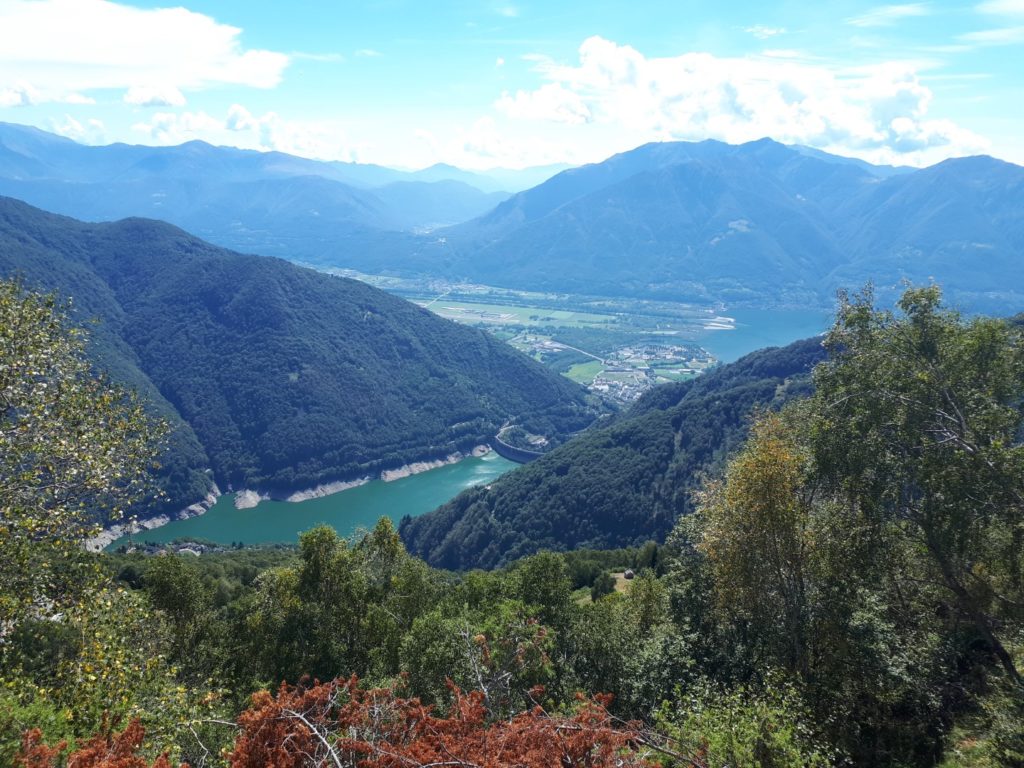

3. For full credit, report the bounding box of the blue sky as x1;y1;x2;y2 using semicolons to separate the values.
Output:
1;0;1022;169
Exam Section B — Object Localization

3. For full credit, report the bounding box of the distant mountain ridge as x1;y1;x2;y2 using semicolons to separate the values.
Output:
0;122;562;259
429;138;1024;310
3;123;1022;312
0;196;595;520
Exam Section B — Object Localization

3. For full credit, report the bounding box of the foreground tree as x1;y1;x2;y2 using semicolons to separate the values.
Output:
1;278;163;634
810;285;1024;684
0;279;197;759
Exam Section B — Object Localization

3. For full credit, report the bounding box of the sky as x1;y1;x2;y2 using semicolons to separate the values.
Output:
1;0;1022;170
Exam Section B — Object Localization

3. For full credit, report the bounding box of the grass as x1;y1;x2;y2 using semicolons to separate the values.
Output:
610;572;633;593
652;368;698;382
420;300;616;329
565;360;604;384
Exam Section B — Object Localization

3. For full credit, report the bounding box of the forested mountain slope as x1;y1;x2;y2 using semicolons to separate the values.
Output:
0;196;594;518
401;336;826;569
0;122;510;255
436;139;1024;310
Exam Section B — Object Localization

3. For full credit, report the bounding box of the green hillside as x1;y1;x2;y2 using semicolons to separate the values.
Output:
0;196;595;519
400;336;826;569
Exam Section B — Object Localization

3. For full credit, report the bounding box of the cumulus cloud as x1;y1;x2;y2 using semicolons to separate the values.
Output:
51;115;106;143
0;0;288;107
131;105;366;162
845;3;931;27
0;82;38;107
495;36;987;166
124;85;187;108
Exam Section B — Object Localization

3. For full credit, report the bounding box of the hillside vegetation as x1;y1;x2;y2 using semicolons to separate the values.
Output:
433;139;1024;311
2;283;1022;767
0;199;594;516
401;335;826;569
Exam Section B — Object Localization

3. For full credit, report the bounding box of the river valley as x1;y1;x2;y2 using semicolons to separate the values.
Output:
108;451;517;550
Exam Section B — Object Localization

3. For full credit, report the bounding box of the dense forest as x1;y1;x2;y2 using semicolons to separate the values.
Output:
401;335;825;569
0;198;596;519
2;279;1022;766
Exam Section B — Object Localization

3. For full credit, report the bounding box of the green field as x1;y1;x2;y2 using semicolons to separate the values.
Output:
653;368;698;382
418;299;616;329
565;360;604;384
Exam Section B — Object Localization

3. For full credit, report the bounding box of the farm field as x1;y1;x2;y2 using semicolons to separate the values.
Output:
417;299;615;329
565;360;604;384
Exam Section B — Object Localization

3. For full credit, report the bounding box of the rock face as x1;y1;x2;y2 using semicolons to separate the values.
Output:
380;445;491;482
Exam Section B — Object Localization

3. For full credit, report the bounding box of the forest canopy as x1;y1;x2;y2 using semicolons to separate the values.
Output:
2;283;1022;767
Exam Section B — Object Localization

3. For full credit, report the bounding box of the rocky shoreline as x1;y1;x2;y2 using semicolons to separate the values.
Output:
89;445;493;548
85;486;221;552
380;444;490;482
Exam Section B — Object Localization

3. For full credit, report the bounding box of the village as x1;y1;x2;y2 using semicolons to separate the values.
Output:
512;334;716;404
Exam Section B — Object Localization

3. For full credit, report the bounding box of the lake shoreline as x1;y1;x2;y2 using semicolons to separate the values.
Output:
92;444;493;550
86;486;221;552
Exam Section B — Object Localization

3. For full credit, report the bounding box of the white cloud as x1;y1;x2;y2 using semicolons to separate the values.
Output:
498;82;592;124
976;0;1024;14
355;49;382;57
51;115;106;143
124;85;187;108
496;57;506;67
846;3;930;27
131;105;366;162
494;36;987;166
745;25;787;39
0;0;289;107
959;25;1024;43
0;82;38;107
761;49;808;59
497;5;519;17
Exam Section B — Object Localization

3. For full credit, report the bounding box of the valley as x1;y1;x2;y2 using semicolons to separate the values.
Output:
1;105;1021;765
330;269;831;402
107;450;517;551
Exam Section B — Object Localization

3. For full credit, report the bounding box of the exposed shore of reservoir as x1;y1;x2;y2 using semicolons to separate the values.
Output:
86;487;221;552
91;445;494;550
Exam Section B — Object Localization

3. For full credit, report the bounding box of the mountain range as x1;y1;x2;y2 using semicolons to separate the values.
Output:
3;123;1021;312
430;139;1024;310
0;196;595;519
0;122;566;260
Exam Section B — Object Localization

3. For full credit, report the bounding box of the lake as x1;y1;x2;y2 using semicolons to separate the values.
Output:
108;451;518;550
696;307;834;362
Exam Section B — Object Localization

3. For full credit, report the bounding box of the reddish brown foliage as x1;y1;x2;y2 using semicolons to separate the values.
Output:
17;719;182;768
230;676;655;767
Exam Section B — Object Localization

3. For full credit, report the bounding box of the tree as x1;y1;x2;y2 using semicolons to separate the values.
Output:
694;412;816;675
809;285;1024;685
0;278;163;650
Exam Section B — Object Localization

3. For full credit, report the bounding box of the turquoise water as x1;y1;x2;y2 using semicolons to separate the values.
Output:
109;452;517;549
697;308;834;362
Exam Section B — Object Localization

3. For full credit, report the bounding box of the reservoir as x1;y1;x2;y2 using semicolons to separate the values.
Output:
108;451;518;550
